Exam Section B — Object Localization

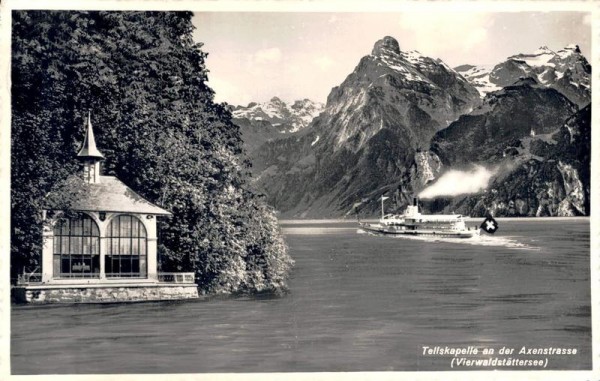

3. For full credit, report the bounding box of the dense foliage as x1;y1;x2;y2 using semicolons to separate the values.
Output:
11;11;293;293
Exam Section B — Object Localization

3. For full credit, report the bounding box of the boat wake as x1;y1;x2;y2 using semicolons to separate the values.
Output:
456;234;540;251
358;229;540;251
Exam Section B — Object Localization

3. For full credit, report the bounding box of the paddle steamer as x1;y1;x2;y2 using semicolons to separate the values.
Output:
359;198;480;238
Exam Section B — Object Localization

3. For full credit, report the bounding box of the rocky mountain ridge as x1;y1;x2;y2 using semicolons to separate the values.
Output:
243;37;591;218
430;77;578;166
320;36;481;153
233;97;324;154
233;97;324;133
251;36;482;217
455;44;591;107
424;104;590;217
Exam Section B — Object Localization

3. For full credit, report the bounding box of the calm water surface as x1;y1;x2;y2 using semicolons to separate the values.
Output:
11;219;591;373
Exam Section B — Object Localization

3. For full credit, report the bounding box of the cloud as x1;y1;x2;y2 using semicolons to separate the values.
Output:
419;165;495;199
398;13;493;59
313;55;335;71
251;47;282;64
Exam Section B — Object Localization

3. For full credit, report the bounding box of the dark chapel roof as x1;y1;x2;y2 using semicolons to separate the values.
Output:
74;176;171;215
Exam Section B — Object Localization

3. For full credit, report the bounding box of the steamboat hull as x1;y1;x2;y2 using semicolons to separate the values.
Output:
359;223;480;239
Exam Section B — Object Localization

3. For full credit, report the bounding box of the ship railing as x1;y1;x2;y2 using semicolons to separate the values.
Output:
158;272;196;284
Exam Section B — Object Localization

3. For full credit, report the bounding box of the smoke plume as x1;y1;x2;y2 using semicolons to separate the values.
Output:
419;165;495;199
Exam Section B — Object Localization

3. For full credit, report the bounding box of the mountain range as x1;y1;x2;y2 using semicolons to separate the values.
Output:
238;36;591;218
427;79;588;217
454;44;590;107
232;97;324;153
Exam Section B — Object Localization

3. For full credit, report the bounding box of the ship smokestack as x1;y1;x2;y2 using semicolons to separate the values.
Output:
413;197;417;206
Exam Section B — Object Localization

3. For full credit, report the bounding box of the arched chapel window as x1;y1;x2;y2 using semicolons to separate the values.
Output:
105;215;147;278
53;213;100;278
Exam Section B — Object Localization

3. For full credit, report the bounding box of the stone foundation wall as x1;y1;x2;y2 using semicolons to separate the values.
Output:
14;284;199;304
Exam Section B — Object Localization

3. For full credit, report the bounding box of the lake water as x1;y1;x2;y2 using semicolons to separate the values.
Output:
11;219;591;374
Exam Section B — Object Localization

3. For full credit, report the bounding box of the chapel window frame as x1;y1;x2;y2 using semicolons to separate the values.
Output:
105;214;148;279
52;212;101;278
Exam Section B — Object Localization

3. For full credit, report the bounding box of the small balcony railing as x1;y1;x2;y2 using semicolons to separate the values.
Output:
16;271;196;285
158;272;195;284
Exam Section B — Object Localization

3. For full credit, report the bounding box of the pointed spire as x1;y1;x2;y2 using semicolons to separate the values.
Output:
77;111;104;160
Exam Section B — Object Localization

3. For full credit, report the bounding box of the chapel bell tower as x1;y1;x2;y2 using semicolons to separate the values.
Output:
77;112;104;184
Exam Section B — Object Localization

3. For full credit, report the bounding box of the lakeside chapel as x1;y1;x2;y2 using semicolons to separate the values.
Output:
15;114;199;303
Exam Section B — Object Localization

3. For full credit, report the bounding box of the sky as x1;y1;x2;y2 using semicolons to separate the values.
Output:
192;12;591;106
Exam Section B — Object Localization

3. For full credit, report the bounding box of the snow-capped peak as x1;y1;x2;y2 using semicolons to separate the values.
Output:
533;45;554;55
454;64;501;97
401;50;425;65
371;36;401;57
565;43;581;52
510;44;584;67
557;44;581;58
233;97;324;133
509;48;556;67
456;43;590;106
269;96;285;106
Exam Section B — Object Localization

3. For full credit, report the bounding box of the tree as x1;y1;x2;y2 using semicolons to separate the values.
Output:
11;10;293;293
